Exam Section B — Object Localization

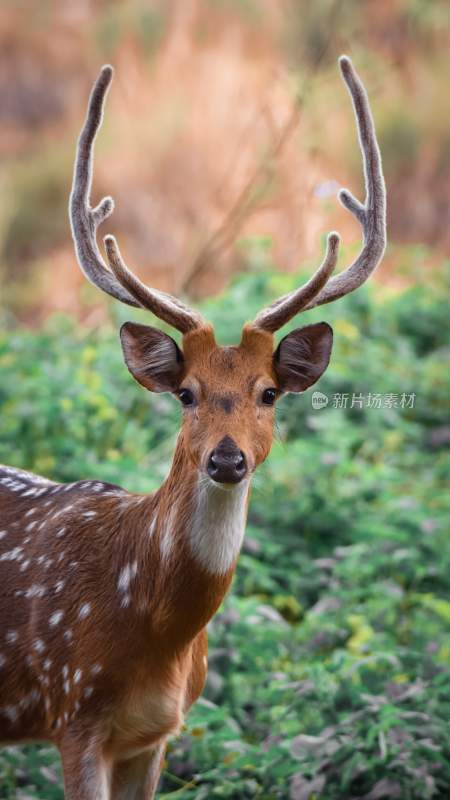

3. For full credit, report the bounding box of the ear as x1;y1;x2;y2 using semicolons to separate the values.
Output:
274;322;333;393
120;322;184;393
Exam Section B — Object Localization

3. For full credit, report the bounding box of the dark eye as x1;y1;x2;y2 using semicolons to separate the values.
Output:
262;388;276;406
178;388;195;407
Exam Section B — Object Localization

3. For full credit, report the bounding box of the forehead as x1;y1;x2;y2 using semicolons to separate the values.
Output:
182;325;274;388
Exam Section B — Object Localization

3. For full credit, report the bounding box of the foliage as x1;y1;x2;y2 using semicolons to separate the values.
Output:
0;257;449;799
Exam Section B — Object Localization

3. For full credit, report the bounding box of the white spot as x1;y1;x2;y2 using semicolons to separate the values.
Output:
5;630;18;645
43;658;52;671
22;487;39;497
24;507;37;517
63;680;70;695
62;664;69;678
4;705;18;722
49;610;64;627
55;579;65;594
0;546;24;562
44;559;54;570
159;506;176;560
91;663;102;675
64;629;73;642
83;686;94;698
1;478;26;491
120;593;131;608
37;555;45;565
83;511;97;518
79;603;91;619
19;689;41;711
74;669;82;684
26;584;46;598
56;527;66;538
20;559;31;572
33;639;45;653
0;530;7;540
189;477;250;574
25;520;37;532
148;518;157;536
117;563;137;593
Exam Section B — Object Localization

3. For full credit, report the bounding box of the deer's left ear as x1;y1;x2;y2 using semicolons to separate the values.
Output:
120;322;184;392
273;322;333;393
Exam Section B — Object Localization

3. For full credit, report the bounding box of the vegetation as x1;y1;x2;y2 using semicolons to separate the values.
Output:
1;252;449;799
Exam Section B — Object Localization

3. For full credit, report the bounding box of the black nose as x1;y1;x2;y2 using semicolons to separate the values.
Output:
207;436;247;484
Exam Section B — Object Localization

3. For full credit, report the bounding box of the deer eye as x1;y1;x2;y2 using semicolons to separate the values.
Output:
178;388;195;407
261;388;276;406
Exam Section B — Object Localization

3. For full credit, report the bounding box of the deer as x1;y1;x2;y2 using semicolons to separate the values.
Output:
0;56;385;799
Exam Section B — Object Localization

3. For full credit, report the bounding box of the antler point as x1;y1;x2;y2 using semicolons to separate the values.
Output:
328;231;340;247
338;55;354;82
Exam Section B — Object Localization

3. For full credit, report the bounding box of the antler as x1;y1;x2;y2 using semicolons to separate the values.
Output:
69;65;204;334
252;55;386;333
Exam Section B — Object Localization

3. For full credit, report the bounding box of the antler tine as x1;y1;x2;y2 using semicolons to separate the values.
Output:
70;66;205;333
252;55;386;332
252;232;340;333
104;235;204;333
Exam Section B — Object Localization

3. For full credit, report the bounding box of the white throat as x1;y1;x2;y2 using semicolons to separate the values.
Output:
189;477;250;575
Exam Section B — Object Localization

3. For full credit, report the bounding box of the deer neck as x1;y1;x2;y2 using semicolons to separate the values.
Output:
147;434;251;643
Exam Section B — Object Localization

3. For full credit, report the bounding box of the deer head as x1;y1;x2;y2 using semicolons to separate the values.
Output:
69;57;386;485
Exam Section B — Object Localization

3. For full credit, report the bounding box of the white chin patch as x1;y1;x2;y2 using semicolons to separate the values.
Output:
189;476;249;575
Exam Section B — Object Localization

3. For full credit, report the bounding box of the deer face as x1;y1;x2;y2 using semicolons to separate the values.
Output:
120;321;333;485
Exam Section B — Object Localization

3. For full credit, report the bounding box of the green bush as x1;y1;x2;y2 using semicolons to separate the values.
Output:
0;259;449;799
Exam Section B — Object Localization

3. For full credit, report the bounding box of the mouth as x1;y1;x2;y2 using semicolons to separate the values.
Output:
200;473;250;492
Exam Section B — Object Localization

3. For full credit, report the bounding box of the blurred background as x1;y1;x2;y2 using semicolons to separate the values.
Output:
0;1;449;799
1;0;450;320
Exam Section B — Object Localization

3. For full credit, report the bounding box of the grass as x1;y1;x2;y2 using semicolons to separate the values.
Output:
0;255;449;798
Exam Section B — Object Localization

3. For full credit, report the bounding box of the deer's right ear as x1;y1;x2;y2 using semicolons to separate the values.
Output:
120;322;184;393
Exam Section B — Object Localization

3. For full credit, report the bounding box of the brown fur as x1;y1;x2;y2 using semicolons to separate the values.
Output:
0;321;333;798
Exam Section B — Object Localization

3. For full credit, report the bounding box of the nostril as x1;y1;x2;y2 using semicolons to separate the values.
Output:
236;453;245;470
208;452;219;472
207;444;247;483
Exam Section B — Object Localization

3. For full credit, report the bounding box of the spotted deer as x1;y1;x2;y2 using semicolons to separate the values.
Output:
0;56;385;798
